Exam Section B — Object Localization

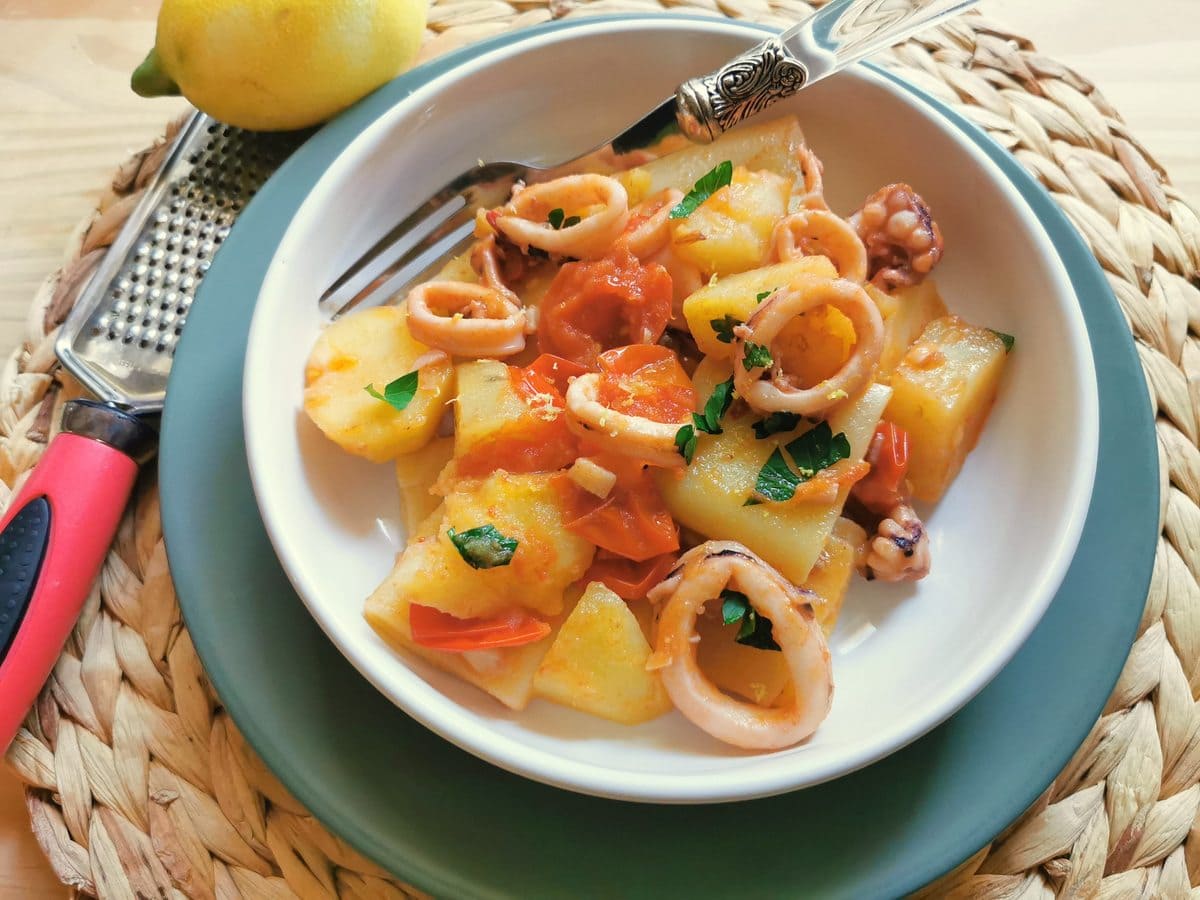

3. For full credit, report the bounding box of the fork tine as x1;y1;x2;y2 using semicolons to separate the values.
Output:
320;194;466;314
324;202;479;319
320;162;526;313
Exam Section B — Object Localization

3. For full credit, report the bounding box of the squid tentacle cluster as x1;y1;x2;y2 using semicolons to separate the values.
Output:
849;183;944;289
859;501;931;583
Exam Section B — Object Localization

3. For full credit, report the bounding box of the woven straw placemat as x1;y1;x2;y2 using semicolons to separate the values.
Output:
4;3;1199;897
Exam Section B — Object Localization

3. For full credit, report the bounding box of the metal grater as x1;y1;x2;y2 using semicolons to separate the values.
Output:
55;112;305;414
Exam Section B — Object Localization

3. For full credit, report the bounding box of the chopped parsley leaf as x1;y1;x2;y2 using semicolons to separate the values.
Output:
742;342;773;371
748;421;851;503
710;314;742;344
669;160;733;219
364;370;419;412
547;208;582;230
447;525;518;569
784;421;851;480
720;589;781;651
693;377;734;435
989;328;1016;353
674;424;698;464
752;411;803;439
755;289;775;304
751;447;801;502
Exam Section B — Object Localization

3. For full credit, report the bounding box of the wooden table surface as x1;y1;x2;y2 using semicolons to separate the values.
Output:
2;0;1198;894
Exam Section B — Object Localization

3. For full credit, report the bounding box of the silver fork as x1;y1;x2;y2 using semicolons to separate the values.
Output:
319;0;978;319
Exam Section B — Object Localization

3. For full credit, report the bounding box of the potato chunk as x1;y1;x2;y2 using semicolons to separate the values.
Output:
304;305;454;462
885;316;1008;502
370;471;594;621
869;279;949;379
657;358;890;586
617;116;809;203
454;359;529;457
452;359;574;477
681;257;837;358
394;437;455;536
696;613;791;707
533;582;671;725
364;509;559;711
670;167;792;277
429;250;479;284
802;518;867;636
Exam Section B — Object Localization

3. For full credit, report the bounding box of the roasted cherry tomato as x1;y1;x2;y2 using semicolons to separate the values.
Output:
595;344;696;424
538;250;673;367
555;454;679;561
584;551;679;600
853;422;910;514
409;604;551;651
522;353;590;395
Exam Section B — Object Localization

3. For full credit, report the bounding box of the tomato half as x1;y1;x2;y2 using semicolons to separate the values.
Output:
522;353;591;395
584;551;679;600
538;250;673;367
853;422;910;513
409;604;551;651
555;454;679;561
595;344;696;424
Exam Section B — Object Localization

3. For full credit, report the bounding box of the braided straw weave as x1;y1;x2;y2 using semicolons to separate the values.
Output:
4;3;1199;897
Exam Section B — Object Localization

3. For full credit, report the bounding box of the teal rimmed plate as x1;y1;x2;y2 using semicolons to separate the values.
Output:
161;16;1156;897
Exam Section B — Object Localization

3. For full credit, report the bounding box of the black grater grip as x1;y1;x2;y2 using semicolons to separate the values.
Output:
0;499;51;663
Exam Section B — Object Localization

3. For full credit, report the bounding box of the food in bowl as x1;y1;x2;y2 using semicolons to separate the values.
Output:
301;115;1012;751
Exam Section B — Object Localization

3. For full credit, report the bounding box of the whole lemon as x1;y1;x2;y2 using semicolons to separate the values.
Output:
132;0;427;131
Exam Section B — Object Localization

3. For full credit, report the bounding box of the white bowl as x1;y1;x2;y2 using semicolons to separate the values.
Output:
243;17;1097;803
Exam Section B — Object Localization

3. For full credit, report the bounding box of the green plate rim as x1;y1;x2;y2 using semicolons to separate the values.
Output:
160;16;1157;899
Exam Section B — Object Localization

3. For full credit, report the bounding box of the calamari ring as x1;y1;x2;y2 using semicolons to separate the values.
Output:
732;276;883;416
772;210;868;283
616;189;684;260
493;174;630;260
647;541;833;750
564;372;686;468
405;281;526;358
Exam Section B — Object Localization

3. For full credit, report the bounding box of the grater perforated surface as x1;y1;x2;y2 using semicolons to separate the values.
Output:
56;113;304;414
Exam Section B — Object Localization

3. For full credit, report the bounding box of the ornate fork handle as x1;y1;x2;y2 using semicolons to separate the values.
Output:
674;0;977;143
676;38;809;142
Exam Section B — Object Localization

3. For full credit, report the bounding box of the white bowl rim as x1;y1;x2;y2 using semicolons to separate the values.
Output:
243;15;1099;803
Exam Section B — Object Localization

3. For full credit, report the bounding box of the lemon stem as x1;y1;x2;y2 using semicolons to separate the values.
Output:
131;48;181;98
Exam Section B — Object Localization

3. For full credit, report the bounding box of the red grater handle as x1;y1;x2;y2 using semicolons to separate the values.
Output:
0;402;156;749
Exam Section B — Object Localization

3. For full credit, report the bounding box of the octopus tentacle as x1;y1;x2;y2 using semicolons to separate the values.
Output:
647;541;833;750
470;234;521;303
793;144;828;212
